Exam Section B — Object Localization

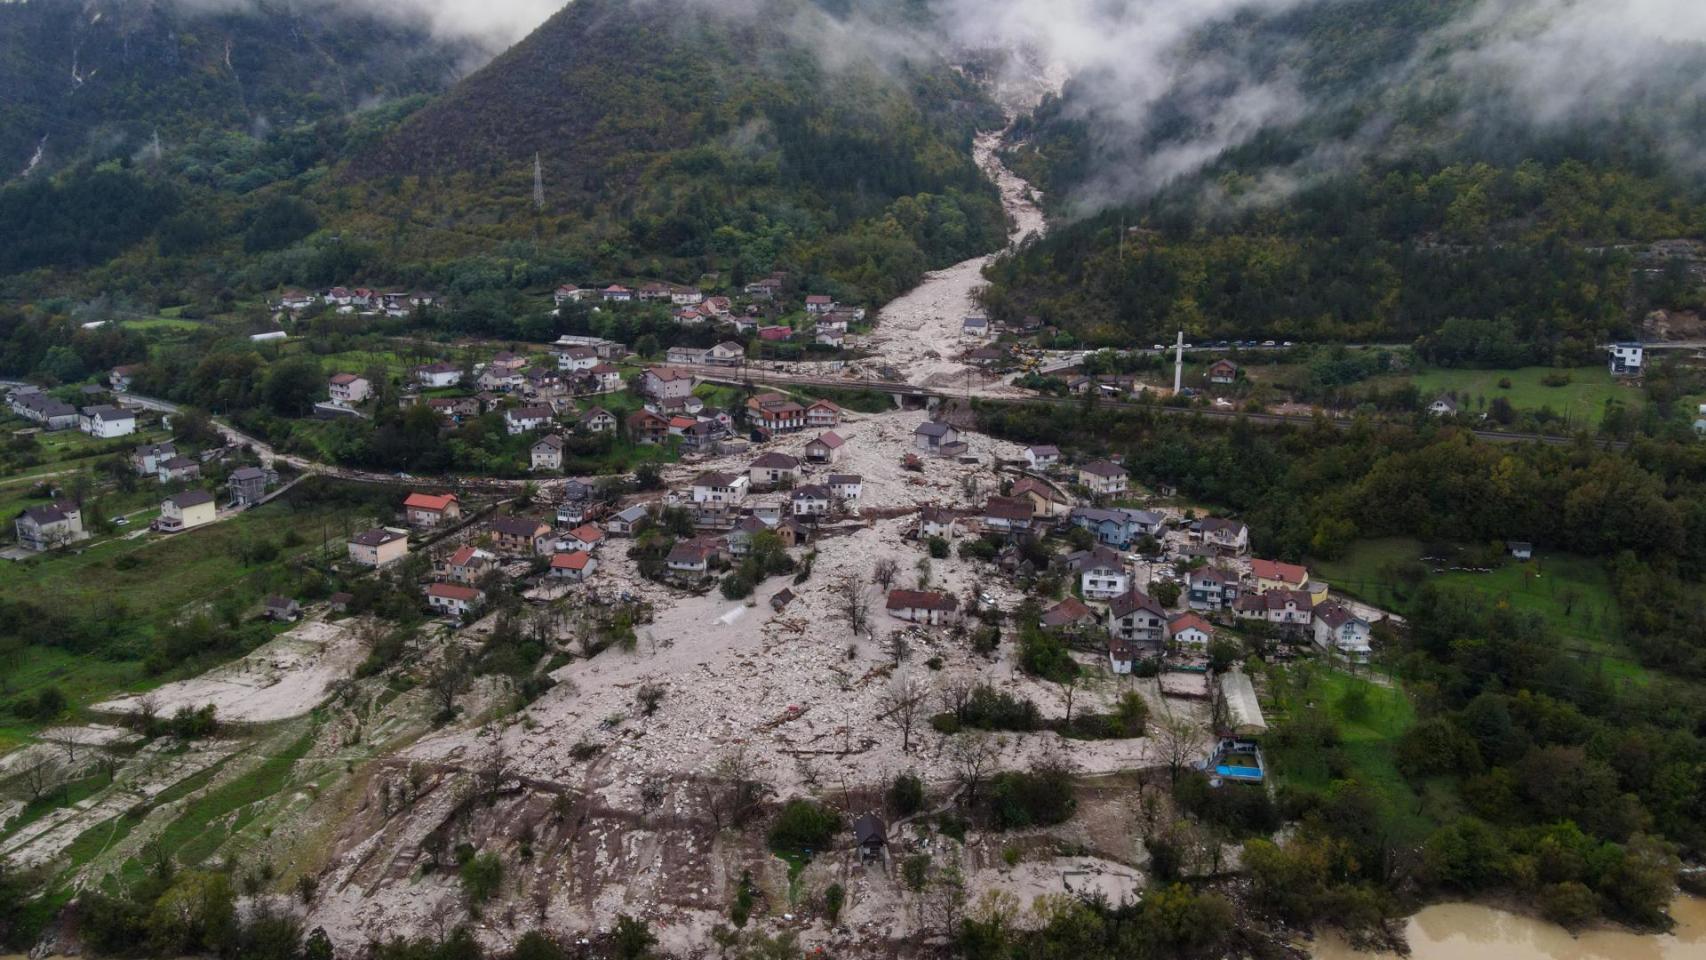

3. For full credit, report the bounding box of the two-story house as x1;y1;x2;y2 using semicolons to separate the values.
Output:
348;527;410;567
15;501;84;550
1076;460;1128;497
1066;546;1130;600
1187;567;1241;612
748;452;802;487
1313;604;1372;661
158;491;216;532
404;492;461;528
692;471;749;505
490;516;553;556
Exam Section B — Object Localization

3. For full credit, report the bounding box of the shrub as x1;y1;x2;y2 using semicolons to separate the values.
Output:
460;852;503;903
822;883;845;925
901;854;931;891
1539;881;1598;927
730;870;755;928
927;536;950;559
986;763;1075;830
767;799;840;855
887;772;925;816
720;573;754;600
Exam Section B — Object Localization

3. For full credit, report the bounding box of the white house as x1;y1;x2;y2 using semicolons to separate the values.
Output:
790;484;833;517
692;471;749;505
414;363;462;388
1108;588;1168;645
505;405;556;436
531;434;565;471
15;501;85;550
919;506;957;539
157;490;217;532
1024;445;1060;470
1313;604;1372;661
828;474;863;503
1076;460;1128;497
549;551;597;582
79;405;137;439
1197;518;1250;555
1068;546;1129;600
426;582;484;618
1169;613;1215;650
886;589;960;626
804;431;845;464
748;452;801;487
328;373;372;405
1428;395;1460;417
914;420;959;453
1608;341;1643;377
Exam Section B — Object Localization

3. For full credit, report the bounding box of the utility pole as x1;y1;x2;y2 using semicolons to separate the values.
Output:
1174;330;1184;395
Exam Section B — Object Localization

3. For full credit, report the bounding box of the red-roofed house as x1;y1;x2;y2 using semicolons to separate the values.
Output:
549;551;597;582
1169;613;1215;650
404;493;461;528
886;590;961;626
425;582;484;617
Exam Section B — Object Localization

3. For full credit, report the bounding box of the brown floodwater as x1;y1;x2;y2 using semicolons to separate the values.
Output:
1315;897;1706;960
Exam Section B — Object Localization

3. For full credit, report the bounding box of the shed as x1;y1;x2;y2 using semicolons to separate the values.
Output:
853;813;887;861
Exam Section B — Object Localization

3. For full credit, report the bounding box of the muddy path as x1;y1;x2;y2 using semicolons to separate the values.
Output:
857;128;1048;389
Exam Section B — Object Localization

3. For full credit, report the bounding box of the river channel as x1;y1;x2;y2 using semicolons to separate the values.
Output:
1315;897;1706;960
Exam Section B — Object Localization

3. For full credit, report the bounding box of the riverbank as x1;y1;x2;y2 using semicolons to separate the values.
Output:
1315;895;1706;960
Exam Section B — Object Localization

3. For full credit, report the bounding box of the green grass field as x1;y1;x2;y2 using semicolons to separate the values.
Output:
1267;665;1440;843
1314;537;1645;683
1404;365;1637;429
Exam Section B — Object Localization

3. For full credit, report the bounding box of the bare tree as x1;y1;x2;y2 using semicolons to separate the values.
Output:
837;577;872;637
946;733;1002;808
1052;674;1081;727
1153;712;1210;784
919;866;968;939
18;757;63;803
880;672;931;754
473;744;511;804
699;746;768;831
872;557;900;592
886;630;911;667
938;678;973;721
424;645;473;719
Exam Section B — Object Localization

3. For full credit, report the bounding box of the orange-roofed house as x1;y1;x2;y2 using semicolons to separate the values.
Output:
561;524;605;553
404;492;461;528
1252;558;1316;598
425;582;484;618
1169;613;1216;650
549;551;597;582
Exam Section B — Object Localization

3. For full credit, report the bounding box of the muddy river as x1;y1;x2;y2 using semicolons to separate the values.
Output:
1316;897;1706;960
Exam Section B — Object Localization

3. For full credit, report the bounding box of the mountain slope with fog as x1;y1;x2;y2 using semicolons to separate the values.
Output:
0;0;471;179
979;0;1706;357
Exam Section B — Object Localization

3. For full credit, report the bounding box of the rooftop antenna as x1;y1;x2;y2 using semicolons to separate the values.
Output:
532;153;545;211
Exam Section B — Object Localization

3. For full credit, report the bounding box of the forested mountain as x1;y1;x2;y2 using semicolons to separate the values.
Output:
982;0;1706;358
0;0;469;179
334;0;1007;300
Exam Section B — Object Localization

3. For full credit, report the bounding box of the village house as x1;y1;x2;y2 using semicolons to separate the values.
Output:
523;366;566;398
1252;559;1322;602
228;467;270;507
477;366;523;393
1040;597;1100;633
790;484;833;518
1066;545;1130;600
1169;612;1216;651
413;362;463;389
531;434;565;472
805;400;842;429
1208;359;1239;385
982;495;1036;536
886;589;961;626
748;452;802;487
79;405;137;439
553;284;585;305
280;289;316;311
1235;589;1314;627
110;364;144;392
667;346;708;366
918;505;957;539
16;501;86;550
505;405;556;436
1069;506;1161;548
425;582;484;618
1314;604;1372;661
490;515;553;556
804;431;846;464
601;284;634;303
265;596;303;622
1428;395;1460;417
758;325;792;342
132;442;178;476
666;537;726;577
962;314;990;338
1187;567;1241;612
746;393;806;433
1108;587;1168;646
348;527;410;567
1108;635;1144;675
913;420;959;454
639;367;697;400
816;328;845;348
556;345;599;373
725;516;770;556
1076;459;1128;497
805;295;835;314
1608;341;1643;377
627;410;672;445
559;523;606;553
700;341;744;366
692;471;750;505
157;456;201;484
12;391;79;430
1508;541;1533;561
1011;477;1074;519
328;373;372;404
155;491;214;538
580;407;617;433
1024;445;1060;470
403;492;461;528
1196;517;1250;555
583;363;624;394
549;551;597;582
426;396;481;423
606;504;651;536
828;474;863;503
441;545;496;585
854;813;888;862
